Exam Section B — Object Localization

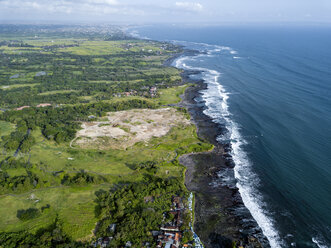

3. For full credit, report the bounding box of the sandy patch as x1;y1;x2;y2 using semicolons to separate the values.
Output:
74;108;190;149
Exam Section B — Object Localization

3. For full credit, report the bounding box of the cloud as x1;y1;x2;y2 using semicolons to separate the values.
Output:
0;0;330;23
175;2;203;12
26;1;42;9
0;0;120;15
85;0;118;5
0;0;206;22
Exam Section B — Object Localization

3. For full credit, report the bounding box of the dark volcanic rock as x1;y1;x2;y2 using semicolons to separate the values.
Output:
176;61;270;248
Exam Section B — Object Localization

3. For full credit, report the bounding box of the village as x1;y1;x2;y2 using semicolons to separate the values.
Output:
91;196;193;248
155;196;188;248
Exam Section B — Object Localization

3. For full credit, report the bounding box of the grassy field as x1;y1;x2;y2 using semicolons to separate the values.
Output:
55;40;164;56
0;121;15;137
38;89;78;95
0;31;212;244
0;115;212;239
0;184;110;239
1;83;39;90
156;84;191;105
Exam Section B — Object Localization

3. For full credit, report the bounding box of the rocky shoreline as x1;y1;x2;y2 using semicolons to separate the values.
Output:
170;52;270;247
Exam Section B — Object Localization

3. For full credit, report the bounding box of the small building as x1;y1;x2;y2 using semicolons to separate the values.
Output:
160;226;179;232
125;241;132;247
150;87;157;93
165;241;173;248
175;233;180;242
149;87;157;97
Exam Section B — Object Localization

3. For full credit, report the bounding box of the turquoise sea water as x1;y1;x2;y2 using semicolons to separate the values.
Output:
132;25;331;247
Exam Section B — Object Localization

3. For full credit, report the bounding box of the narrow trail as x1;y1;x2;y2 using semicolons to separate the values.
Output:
69;137;78;149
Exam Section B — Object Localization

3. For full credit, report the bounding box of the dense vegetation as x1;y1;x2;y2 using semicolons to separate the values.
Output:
0;25;212;247
94;175;188;247
0;219;86;248
0;170;39;194
61;170;106;186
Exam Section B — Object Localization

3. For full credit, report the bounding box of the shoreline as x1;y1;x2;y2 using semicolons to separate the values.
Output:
169;51;269;247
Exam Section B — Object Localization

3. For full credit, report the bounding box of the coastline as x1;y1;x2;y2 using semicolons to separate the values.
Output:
168;51;270;247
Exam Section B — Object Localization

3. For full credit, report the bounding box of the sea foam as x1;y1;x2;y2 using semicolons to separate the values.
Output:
174;48;284;248
312;236;329;248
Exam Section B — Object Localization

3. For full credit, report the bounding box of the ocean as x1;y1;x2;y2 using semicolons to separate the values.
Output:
130;25;331;247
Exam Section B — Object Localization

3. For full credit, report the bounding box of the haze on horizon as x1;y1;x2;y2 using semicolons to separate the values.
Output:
0;0;331;25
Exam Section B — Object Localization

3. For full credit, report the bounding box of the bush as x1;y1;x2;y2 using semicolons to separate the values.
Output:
17;208;41;221
0;169;39;194
61;170;106;186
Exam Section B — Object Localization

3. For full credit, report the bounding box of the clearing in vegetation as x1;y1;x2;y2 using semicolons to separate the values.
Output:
74;108;191;149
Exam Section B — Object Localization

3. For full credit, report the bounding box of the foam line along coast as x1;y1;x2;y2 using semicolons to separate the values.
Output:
132;25;331;248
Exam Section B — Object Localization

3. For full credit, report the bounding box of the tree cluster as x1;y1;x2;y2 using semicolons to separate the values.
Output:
61;170;106;186
0;170;39;194
94;175;188;247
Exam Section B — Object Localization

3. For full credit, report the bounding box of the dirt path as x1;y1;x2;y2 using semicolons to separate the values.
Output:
69;137;78;148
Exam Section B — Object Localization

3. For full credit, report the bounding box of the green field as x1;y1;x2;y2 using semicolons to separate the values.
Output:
0;120;211;240
1;83;39;90
38;89;78;95
0;25;212;247
0;121;15;137
157;84;191;105
0;185;108;239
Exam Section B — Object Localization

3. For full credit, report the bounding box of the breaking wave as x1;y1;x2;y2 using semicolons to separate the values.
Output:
174;48;284;248
312;236;330;248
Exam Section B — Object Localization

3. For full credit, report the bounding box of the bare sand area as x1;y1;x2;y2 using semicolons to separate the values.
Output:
74;108;190;149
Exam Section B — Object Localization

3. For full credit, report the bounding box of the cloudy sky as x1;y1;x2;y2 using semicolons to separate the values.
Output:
0;0;331;24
